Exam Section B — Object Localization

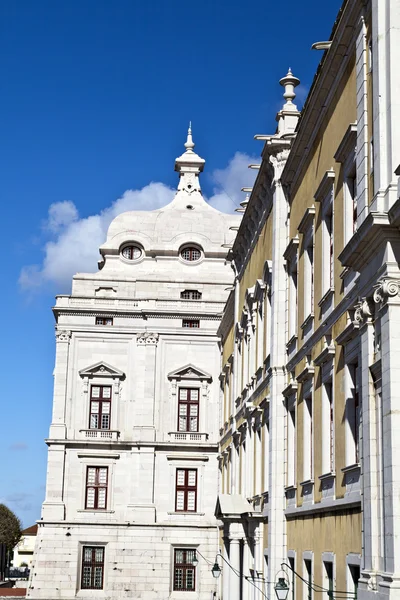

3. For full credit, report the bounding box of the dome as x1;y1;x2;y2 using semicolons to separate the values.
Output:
99;126;240;262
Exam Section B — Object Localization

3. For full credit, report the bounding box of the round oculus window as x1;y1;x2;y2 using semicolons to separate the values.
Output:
180;247;201;262
121;245;142;260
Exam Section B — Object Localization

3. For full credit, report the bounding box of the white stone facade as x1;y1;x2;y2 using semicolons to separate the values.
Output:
28;129;239;600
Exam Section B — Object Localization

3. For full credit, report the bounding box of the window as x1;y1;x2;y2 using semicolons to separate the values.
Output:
178;388;199;432
303;394;313;481
173;549;196;591
304;559;312;600
323;562;334;598
288;259;298;340
346;363;360;464
322;205;334;295
287;403;296;487
182;319;200;328
180;290;202;300
175;469;197;512
304;238;314;320
181;247;201;262
288;556;295;600
81;546;105;590
348;565;360;600
90;385;112;430
95;317;113;326
85;467;108;509
321;381;334;474
121;245;142;260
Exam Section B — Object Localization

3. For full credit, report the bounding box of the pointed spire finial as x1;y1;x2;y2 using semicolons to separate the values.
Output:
184;121;195;153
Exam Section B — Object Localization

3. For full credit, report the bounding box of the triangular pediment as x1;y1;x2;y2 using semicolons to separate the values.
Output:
79;361;125;379
167;363;212;382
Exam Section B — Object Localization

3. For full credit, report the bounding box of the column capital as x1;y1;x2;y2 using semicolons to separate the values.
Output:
136;332;159;346
55;329;72;343
373;277;400;306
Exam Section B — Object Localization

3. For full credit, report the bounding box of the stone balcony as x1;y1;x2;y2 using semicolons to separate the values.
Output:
168;432;209;443
79;429;120;441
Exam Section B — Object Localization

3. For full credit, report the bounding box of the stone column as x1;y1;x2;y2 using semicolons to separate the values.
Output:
49;329;71;439
267;149;290;600
222;535;231;600
229;536;241;600
369;279;400;594
353;298;378;589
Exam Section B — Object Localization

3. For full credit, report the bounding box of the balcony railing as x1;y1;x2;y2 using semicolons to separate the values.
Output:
80;429;120;441
55;295;225;314
169;432;209;443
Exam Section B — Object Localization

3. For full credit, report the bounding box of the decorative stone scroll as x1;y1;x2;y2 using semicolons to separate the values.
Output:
373;278;400;305
55;329;72;343
136;332;159;346
352;299;373;326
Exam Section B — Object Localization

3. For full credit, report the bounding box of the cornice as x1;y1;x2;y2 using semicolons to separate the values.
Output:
334;123;357;163
282;0;362;195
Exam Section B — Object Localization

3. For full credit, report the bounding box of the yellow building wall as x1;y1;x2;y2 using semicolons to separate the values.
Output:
287;510;361;600
290;57;356;337
238;210;273;311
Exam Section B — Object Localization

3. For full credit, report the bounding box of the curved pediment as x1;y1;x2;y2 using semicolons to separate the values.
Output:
167;363;212;382
79;361;125;379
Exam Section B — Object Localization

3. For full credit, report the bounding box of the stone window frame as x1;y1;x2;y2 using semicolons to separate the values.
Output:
77;452;119;515
314;170;335;304
167;365;212;436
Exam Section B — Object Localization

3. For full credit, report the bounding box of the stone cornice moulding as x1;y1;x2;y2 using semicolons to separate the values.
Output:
334;123;357;163
283;236;299;262
281;1;363;195
314;169;335;203
297;206;316;234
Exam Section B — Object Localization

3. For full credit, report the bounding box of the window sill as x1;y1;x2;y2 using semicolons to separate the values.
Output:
168;512;205;516
77;509;115;514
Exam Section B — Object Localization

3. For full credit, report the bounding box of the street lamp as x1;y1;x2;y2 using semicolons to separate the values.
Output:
211;561;222;579
275;577;290;600
192;554;199;567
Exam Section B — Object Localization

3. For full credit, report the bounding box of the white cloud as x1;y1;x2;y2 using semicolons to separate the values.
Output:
207;151;258;213
19;153;257;291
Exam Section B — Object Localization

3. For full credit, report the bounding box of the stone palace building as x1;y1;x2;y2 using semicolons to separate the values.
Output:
27;129;239;599
28;0;400;600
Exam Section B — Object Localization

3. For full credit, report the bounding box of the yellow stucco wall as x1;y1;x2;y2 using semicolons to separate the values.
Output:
238;210;273;312
287;509;361;599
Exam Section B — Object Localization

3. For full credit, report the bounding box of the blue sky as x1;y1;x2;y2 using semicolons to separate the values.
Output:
1;0;342;527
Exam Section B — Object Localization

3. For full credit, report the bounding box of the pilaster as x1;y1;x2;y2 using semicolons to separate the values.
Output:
49;329;72;439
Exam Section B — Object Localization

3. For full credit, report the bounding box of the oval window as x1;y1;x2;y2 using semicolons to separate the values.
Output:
121;245;142;260
180;247;201;262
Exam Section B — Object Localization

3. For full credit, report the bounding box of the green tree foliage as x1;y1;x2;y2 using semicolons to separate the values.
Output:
0;504;22;551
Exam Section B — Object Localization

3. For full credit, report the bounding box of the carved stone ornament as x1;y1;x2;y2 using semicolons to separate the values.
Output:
136;332;159;346
55;329;72;343
353;299;373;326
373;278;400;305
